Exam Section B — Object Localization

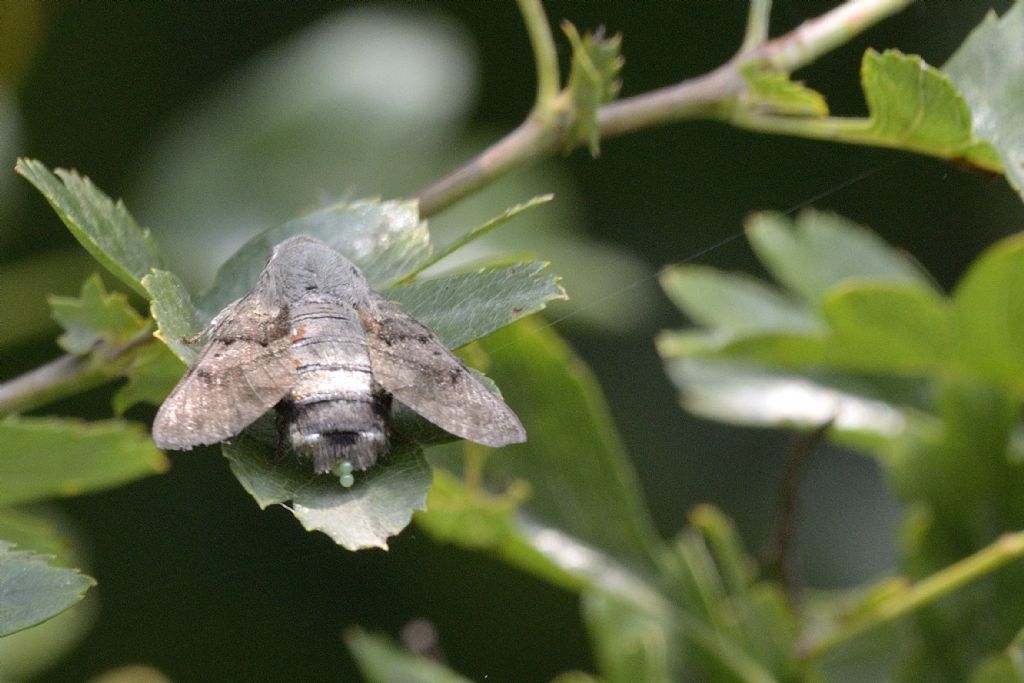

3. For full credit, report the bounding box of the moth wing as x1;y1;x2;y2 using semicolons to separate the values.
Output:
152;290;296;450
360;293;526;447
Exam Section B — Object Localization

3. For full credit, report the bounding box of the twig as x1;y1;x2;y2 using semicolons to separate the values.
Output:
801;530;1024;660
740;0;774;55
416;0;914;217
0;354;99;416
762;419;832;603
0;329;156;416
516;0;560;109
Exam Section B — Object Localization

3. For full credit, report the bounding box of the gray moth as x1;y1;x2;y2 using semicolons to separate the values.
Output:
152;235;526;474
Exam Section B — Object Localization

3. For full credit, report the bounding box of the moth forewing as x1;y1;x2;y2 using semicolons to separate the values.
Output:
152;288;296;450
360;293;526;447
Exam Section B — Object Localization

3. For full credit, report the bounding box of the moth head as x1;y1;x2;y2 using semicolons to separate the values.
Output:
266;235;370;300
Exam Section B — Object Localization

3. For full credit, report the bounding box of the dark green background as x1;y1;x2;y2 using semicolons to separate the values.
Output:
3;1;1020;680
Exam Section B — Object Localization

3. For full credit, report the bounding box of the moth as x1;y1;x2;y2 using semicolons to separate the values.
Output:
152;235;526;475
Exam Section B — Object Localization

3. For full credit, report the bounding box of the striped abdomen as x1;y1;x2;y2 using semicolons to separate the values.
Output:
282;301;390;472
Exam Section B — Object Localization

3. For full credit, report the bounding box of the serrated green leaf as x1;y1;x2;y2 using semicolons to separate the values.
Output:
437;317;663;571
856;49;997;164
0;540;94;637
289;451;431;551
15;159;161;297
49;274;148;354
732;50;1000;170
223;422;430;550
659;265;821;339
0;584;95;681
0;416;168;505
402;194;554;281
740;64;829;117
196;199;431;318
563;22;623;156
952;233;1024;390
112;341;185;414
386;261;565;350
746;210;933;307
345;628;473;683
944;3;1024;199
0;509;96;678
0;248;98;350
142;269;202;364
0;508;70;562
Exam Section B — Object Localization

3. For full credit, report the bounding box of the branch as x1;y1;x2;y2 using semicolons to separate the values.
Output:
415;0;914;217
0;330;156;416
0;354;103;415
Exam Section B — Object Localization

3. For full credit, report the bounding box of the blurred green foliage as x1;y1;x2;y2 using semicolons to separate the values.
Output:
2;1;1024;682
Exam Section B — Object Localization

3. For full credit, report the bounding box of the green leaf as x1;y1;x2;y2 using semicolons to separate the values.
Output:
0;540;94;637
142;269;202;364
855;49;998;165
659;265;821;338
657;357;922;448
196;199;431;318
969;625;1024;683
732;50;1001;170
112;341;185;414
563;22;623;156
416;470;590;592
386;262;565;350
0;587;96;681
657;211;959;449
345;628;473;683
550;673;603;683
223;423;431;550
661;508;799;683
418;474;669;612
952;234;1024;390
740;64;829;117
0;509;96;678
821;282;953;373
944;3;1024;198
582;590;678;683
15;158;162;297
0;508;71;562
0;416;168;505
49;274;148;354
402;194;554;281
746;210;934;307
435;317;663;570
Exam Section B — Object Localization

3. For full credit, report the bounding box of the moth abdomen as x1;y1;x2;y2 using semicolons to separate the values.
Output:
283;392;391;472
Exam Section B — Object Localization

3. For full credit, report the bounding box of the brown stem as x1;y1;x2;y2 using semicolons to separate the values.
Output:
414;0;913;218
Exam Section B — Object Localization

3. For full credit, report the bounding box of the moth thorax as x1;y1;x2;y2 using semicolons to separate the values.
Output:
283;394;391;473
